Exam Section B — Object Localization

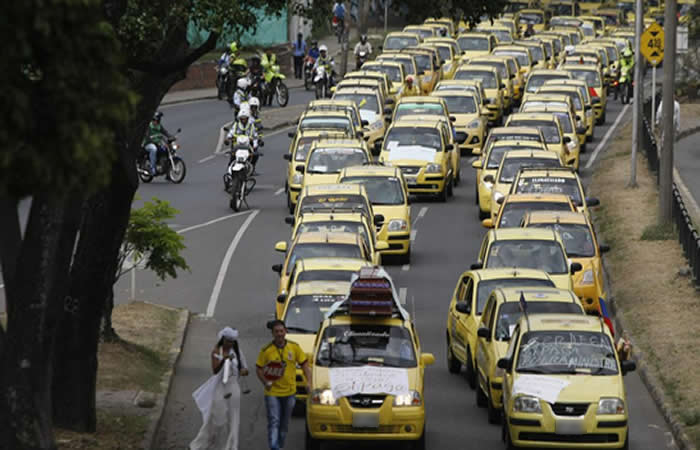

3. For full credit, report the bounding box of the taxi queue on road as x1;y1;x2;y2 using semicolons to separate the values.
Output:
271;4;645;449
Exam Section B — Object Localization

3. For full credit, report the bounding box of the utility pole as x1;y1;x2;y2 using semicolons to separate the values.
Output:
628;0;644;187
384;0;388;33
659;0;677;224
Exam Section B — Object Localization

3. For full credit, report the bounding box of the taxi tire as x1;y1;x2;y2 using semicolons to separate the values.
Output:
438;184;448;202
475;365;487;407
446;334;462;374
287;194;294;215
465;348;476;390
447;178;454;198
486;380;501;424
399;248;411;265
503;420;517;449
305;422;321;450
474;183;479;205
413;425;427;450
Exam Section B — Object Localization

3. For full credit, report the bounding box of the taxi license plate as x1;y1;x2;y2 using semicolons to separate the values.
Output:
555;419;585;435
352;412;379;429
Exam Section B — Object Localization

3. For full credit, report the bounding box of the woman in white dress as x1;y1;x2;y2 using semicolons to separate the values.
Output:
190;327;249;450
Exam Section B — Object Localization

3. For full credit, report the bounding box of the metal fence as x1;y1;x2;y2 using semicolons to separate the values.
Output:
641;93;700;286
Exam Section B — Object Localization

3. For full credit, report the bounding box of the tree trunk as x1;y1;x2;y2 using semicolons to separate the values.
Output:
0;193;83;450
100;289;120;343
358;0;370;34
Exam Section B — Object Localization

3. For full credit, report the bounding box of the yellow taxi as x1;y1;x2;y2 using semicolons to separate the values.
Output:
305;267;435;449
431;90;487;155
590;40;622;82
500;314;636;449
400;47;442;93
294;109;358;138
279;279;350;400
424;17;456;37
495;54;526;104
505;112;569;161
342;71;395;103
497;17;521;38
579;0;604;13
473;140;548;219
403;24;437;40
522;210;609;313
376;53;421;88
379;119;456;201
360;61;406;98
596;8;626;31
382;31;423;51
528;37;556;69
332;87;390;149
419;41;459;79
272;231;377;298
487;153;566;219
486;192;577;229
561;63;607;124
467;56;517;113
550;0;581;16
298;139;371;188
471;227;583;290
531;35;564;64
522;69;572;95
285;130;355;213
513;40;548;69
303;99;366;133
454;65;505;125
552;26;584;46
475;287;585;423
492;45;535;80
457;32;498;58
510;166;600;217
481;126;547;156
477;24;516;45
579;15;606;36
536;84;592;143
338;164;412;263
446;268;557;389
434;79;488;109
518;9;549;33
517;105;584;169
334;78;390;108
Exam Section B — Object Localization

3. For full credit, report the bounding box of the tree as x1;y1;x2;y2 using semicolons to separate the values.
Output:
102;198;190;341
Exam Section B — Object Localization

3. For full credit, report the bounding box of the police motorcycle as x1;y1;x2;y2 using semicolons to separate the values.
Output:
138;129;187;184
313;61;335;99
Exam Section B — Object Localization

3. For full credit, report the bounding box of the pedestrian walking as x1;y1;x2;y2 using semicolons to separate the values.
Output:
256;320;311;450
292;33;307;79
190;327;249;450
655;92;681;149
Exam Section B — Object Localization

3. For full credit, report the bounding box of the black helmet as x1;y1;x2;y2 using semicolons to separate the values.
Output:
361;34;367;43
154;111;164;121
312;40;318;46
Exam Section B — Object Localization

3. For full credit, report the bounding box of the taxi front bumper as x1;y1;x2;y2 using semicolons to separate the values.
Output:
377;227;410;255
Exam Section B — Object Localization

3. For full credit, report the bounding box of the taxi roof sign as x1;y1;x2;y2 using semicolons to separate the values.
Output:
641;22;664;66
326;267;410;320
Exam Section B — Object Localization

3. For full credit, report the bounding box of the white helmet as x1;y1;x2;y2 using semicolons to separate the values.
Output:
237;106;250;119
565;45;575;56
319;44;328;52
236;136;250;146
249;97;260;107
237;78;250;90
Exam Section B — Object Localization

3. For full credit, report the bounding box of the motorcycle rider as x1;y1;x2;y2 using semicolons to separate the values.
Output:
227;42;248;105
313;45;335;88
308;40;320;60
619;48;634;99
226;106;260;170
143;112;174;176
333;1;346;42
401;75;421;97
353;34;373;70
249;97;263;133
233;78;250;114
261;50;278;106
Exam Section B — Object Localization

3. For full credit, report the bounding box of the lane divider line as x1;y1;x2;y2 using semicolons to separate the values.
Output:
198;155;217;164
401;264;410;272
399;287;407;305
177;210;252;235
274;188;285;196
585;104;630;170
214;121;234;154
410;230;417;242
206;209;260;317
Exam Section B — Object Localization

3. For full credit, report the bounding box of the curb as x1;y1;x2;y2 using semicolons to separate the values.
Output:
143;304;191;450
677;125;700;142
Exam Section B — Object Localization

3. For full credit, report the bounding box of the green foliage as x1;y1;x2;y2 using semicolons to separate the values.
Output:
0;0;134;198
390;0;508;29
640;222;675;241
118;198;189;282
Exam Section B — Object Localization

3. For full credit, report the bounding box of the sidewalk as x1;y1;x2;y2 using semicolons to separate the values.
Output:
671;103;700;226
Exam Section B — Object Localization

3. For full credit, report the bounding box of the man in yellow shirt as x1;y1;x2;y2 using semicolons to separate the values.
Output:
256;320;311;450
401;75;421;97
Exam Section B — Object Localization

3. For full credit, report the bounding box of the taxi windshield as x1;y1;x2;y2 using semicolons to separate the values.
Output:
309;105;360;127
395;102;446;118
458;36;489;51
521;101;568;111
542;91;582;109
300;117;353;132
384;36;419;50
487;132;541;149
551;3;574;15
475;278;556;314
495;301;583;340
488;29;513;43
455;70;497;89
520;13;544;24
366;64;402;82
493;50;529;67
333;93;379;113
410;53;432;73
529;223;595;257
498;201;573;228
341;176;405;205
299;194;368;215
487;146;542;169
385;127;442;151
307;148;368;174
288;243;363;274
486;240;568;274
524;45;543;62
499;156;561;182
515;176;582;204
508;120;561;143
294;137;317;162
435;46;452;62
516;330;619;375
297;221;369;243
568;69;601;87
316;324;417;367
526;74;569;93
474;61;507;79
441;95;478;114
551;112;573;133
297;270;357;282
284;294;346;334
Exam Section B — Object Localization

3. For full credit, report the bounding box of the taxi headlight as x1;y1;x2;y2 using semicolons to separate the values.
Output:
310;389;338;405
597;397;625;415
581;269;595;285
292;172;304;185
483;176;494;190
493;191;505;204
387;219;408;232
369;120;383;131
567;137;578;151
513;395;542;413
468;119;481;129
425;163;442;174
586;109;593;118
393;390;422;406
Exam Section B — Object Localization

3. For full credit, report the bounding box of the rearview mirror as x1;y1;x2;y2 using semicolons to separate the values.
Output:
283;154;291;161
585;104;592;110
284;216;295;226
576;127;587;135
483;174;495;183
274;241;288;253
385;98;395;105
373;140;383;156
276;294;287;304
481;218;494;228
271;264;283;274
477;326;490;339
450;116;457;122
223;126;230;132
621;359;636;375
295;164;305;173
470;262;483;270
361;120;369;126
421;353;436;366
563;136;572;144
591;97;601;104
586;197;600;207
456;301;471;314
599;244;610;253
288;131;296;138
384;107;393;115
501;83;506;89
497;357;512;371
374;214;386;227
570;262;583;274
445;144;454;151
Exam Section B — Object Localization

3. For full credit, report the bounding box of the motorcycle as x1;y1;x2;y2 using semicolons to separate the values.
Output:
138;129;187;184
303;56;316;90
313;62;335;100
222;127;264;185
224;146;257;211
215;65;230;100
618;65;633;104
355;50;368;70
332;16;344;43
263;64;289;107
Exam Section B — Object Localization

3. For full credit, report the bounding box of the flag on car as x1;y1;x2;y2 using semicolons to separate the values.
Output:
598;297;614;337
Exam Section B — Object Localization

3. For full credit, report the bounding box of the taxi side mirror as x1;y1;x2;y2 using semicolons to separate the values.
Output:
586;197;600;207
470;262;483;270
563;136;572;144
621;359;636;376
576;126;587;135
362;120;370;126
483;98;490;105
501;83;506;89
385;98;395;105
599;244;611;253
271;264;283;274
288;131;296;138
497;357;513;371
591;97;601;104
277;293;287;304
283;154;292;161
373;140;383;156
477;326;490;340
570;262;583;274
456;131;468;144
483;174;495;183
455;301;471;314
481;218;494;228
384;107;393;115
284;216;295;226
374;214;386;227
472;159;483;169
296;164;305;173
445;144;454;151
450;116;457;122
274;241;288;253
585;105;592;110
421;353;436;366
376;240;390;251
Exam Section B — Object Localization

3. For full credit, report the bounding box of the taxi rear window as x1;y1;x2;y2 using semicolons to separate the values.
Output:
299;195;368;213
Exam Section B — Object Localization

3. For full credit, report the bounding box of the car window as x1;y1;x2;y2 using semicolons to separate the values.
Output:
494;301;583;340
300;117;353;132
342;176;405;205
528;223;596;257
284;293;346;334
299;194;369;215
385;36;419;50
307;147;368;174
486;146;542;169
485;239;568;274
440;95;478;114
508;120;561;143
385;127;442;151
475;278;555;314
493;50;529;67
499;156;562;182
568;69;601;87
514;176;583;204
455;70;497;89
297;221;370;244
526;74;569;93
288;243;363;274
458;36;490;51
316;324;417;367
498;201;574;228
297;270;357;282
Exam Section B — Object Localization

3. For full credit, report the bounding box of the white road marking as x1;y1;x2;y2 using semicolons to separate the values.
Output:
274;188;285;196
206;209;259;317
215;120;234;154
198;155;217;163
468;156;477;163
0;284;3;289
399;287;407;305
402;264;410;271
177;210;252;235
417;207;428;219
264;125;296;138
410;230;417;242
585;104;630;170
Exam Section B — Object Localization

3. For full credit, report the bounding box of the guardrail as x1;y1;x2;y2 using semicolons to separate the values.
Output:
641;93;700;286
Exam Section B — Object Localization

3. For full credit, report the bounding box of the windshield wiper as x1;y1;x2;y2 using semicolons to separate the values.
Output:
516;367;549;374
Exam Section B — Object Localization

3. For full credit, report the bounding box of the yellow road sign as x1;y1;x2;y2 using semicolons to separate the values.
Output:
640;22;664;66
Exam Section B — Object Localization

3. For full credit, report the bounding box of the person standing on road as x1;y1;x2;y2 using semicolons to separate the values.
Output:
292;33;307;79
656;93;681;149
256;320;311;450
401;76;421;97
190;327;249;450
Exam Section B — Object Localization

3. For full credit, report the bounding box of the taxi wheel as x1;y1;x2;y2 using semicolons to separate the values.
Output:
465;348;476;390
399;248;411;265
287;194;294;215
437;184;448;202
503;420;517;449
475;365;487;407
486;380;501;424
474;183;479;205
305;423;321;450
447;178;454;198
446;334;461;374
413;426;427;450
478;209;489;221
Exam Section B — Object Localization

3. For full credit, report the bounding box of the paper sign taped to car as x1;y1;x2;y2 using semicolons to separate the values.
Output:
512;374;570;404
330;366;409;398
386;145;436;162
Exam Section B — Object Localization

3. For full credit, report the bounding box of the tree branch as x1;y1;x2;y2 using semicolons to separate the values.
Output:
127;31;219;76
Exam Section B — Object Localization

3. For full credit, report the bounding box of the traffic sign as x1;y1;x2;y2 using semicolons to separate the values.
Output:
641;22;664;66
